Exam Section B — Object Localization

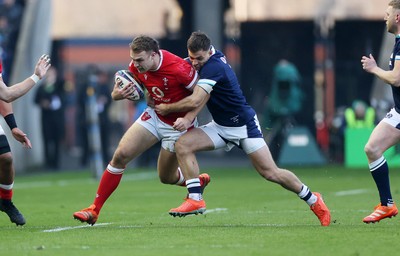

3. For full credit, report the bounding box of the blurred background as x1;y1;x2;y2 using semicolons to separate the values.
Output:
0;0;395;174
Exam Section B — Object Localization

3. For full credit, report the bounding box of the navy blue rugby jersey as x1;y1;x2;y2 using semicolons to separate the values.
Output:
390;35;400;112
197;47;256;127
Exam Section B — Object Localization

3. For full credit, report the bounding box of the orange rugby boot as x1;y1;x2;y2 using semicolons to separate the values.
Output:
363;203;398;224
310;192;331;226
73;204;98;225
169;198;206;217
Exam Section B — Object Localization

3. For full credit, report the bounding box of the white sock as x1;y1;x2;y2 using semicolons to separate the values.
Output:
298;185;317;206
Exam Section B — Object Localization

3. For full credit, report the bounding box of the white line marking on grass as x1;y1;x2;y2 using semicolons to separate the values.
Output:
204;208;228;214
334;189;369;196
42;223;112;232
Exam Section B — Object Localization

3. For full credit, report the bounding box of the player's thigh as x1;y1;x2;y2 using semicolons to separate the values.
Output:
247;145;278;173
176;128;215;153
114;122;159;162
367;121;400;153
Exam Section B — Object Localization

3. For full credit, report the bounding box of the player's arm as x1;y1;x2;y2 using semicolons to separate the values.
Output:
0;54;51;103
361;53;400;87
155;85;208;116
0;100;32;148
173;93;210;132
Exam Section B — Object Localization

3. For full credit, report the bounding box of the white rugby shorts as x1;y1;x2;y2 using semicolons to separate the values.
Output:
135;107;197;152
382;108;400;128
200;115;266;154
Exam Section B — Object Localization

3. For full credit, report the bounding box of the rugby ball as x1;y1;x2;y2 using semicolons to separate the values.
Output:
114;70;145;101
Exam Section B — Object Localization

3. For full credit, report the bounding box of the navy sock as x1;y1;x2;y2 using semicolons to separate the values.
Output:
186;178;202;194
369;156;393;206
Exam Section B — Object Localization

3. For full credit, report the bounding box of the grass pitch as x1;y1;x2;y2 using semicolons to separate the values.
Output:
1;165;400;255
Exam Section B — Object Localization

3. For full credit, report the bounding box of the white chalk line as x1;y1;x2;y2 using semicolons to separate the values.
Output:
334;189;370;196
42;222;112;232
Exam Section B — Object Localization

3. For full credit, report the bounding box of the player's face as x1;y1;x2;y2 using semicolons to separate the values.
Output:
385;6;399;34
188;49;211;71
130;50;157;73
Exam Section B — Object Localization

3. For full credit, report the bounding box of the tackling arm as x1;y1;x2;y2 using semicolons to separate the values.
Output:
172;89;210;132
155;85;208;116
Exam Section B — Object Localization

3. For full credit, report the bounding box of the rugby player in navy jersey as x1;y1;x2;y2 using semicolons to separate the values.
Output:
360;0;400;223
0;54;51;225
155;31;331;226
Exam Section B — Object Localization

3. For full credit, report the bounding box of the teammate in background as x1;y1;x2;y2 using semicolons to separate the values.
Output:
155;31;331;226
360;0;400;223
73;35;210;225
0;54;51;225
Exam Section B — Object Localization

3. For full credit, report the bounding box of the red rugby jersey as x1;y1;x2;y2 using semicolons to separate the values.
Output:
129;50;198;126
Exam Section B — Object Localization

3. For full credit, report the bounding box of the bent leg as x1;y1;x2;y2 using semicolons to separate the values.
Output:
248;145;303;193
169;128;214;217
247;144;330;226
95;122;159;209
175;128;214;180
157;148;179;184
74;122;159;224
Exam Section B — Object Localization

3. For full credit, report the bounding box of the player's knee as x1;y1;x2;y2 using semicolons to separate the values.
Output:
175;139;192;156
364;143;380;159
0;152;13;167
158;173;174;184
158;176;170;184
112;149;130;166
258;167;279;182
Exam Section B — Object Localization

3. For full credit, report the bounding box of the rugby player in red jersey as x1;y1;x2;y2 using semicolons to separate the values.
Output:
73;35;210;225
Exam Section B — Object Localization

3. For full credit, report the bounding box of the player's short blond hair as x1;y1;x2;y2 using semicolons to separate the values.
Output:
389;0;400;10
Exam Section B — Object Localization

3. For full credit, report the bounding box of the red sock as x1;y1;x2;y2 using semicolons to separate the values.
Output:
93;169;123;214
0;187;12;200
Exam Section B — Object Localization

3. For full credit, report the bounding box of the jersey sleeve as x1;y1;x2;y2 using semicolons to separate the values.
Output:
176;61;198;90
197;62;222;94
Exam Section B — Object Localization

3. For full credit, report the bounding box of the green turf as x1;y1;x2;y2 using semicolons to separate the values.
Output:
1;166;400;256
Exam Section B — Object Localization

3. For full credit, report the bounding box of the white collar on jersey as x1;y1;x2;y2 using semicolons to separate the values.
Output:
210;46;216;55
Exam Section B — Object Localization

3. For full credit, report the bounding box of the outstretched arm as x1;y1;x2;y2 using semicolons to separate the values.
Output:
361;53;400;87
0;54;51;103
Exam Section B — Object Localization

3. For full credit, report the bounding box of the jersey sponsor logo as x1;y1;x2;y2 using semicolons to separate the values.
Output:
230;115;239;123
151;87;171;103
141;111;151;121
220;56;227;64
151;87;165;98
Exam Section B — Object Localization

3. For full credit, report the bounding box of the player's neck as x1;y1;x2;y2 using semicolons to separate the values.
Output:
149;54;161;72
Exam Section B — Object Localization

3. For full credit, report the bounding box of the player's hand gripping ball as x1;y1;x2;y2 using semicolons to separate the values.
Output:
114;70;145;101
